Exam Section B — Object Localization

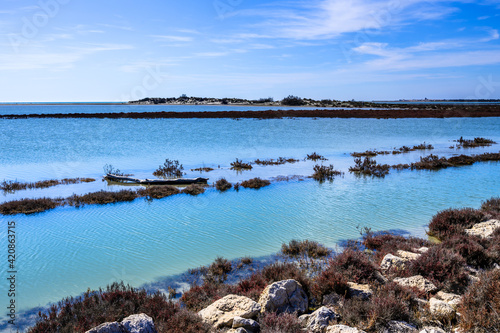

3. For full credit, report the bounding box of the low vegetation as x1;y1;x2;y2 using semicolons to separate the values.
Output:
254;157;299;166
455;136;496;148
305;152;327;161
67;190;138;207
349;156;390;177
281;239;331;259
230;158;253;170
351;143;434;157
215;178;232;192
0;178;95;193
240;177;271;189
136;186;180;200
190;167;214;172
0;197;61;215
153;159;184;178
311;164;344;182
427;208;485;240
182;184;206;196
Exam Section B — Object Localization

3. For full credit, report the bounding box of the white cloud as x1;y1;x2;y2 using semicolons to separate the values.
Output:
150;35;194;42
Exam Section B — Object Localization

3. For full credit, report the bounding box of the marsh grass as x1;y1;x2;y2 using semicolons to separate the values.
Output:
281;239;331;259
349;157;390;177
240;177;271;189
182;184;206;196
455;137;496;148
153;159;184;178
230;158;253;170
0;197;61;215
254;157;299;166
1;178;96;193
311;164;344;182
190;167;214;172
215;178;232;192
306;152;327;161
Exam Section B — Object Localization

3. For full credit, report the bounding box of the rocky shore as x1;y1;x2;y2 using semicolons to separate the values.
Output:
26;197;500;333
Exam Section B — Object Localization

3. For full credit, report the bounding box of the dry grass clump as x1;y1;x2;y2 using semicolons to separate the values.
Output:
137;186;180;199
340;282;418;332
67;190;138;207
182;184;206;196
1;178;96;193
281;239;331;259
349;157;390;177
259;312;303;333
458;269;500;332
206;256;232;284
28;282;211;333
215;178;232;192
230;158;253;170
153;159;184;178
306;152;327;161
254;157;299;166
0;197;60;215
311;164;344;182
240;177;271;189
428;208;485;240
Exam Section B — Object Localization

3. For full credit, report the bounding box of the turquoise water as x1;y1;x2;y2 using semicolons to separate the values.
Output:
0;109;499;328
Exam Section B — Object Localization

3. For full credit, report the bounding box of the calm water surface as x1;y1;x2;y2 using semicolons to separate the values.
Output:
0;107;499;328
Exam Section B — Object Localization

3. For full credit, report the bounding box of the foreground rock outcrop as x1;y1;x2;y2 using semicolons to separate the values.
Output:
85;314;156;333
198;294;261;328
258;279;308;315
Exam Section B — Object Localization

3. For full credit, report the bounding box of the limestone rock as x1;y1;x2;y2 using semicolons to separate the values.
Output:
415;247;429;253
419;327;446;333
258;279;308;315
430;298;455;319
396;250;421;261
303;306;340;333
436;291;461;309
232;316;260;332
382;320;417;333
381;254;406;271
85;322;129;333
198;294;261;328
465;219;500;238
121;314;156;333
393;275;438;293
326;325;366;333
347;282;373;300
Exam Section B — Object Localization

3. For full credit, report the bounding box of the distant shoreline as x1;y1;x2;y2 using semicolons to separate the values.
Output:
2;105;500;119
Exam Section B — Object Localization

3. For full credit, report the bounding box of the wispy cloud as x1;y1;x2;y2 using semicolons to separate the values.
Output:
150;35;194;42
98;23;134;31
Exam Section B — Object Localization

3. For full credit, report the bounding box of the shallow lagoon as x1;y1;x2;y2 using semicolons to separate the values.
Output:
0;111;499;325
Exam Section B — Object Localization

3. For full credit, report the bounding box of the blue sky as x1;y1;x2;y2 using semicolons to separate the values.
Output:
0;0;499;101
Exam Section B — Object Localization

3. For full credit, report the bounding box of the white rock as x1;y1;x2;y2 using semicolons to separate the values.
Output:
393;275;438;293
121;314;157;333
396;250;421;261
430;298;455;319
419;327;446;333
232;316;260;332
381;254;406;271
258;279;308;315
347;282;373;300
85;322;128;333
326;325;366;333
198;294;261;328
304;306;340;333
436;291;461;309
382;320;417;333
416;247;429;253
465;219;500;238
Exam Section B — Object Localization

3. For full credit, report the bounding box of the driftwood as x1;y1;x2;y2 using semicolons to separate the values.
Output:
104;174;208;185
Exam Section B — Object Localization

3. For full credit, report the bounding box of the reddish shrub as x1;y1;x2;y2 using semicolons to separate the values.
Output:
179;280;235;312
312;269;349;303
428;208;485;240
311;164;343;182
28;282;210;333
406;246;468;293
341;283;415;332
215;178;232;192
281;239;331;259
206;257;232;283
137;185;180;199
481;196;500;219
0;197;60;215
362;231;430;263
181;184;206;196
67;190;138;207
259;312;303;333
459;269;500;332
240;177;271;189
441;234;491;268
329;248;380;284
